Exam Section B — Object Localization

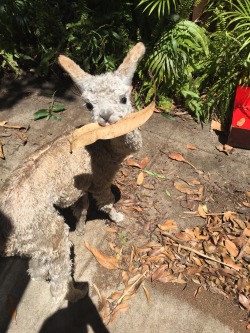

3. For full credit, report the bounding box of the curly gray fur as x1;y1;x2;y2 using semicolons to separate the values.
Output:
0;43;145;303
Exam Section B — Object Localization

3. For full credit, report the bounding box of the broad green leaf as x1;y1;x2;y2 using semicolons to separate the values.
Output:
33;109;49;120
52;105;65;112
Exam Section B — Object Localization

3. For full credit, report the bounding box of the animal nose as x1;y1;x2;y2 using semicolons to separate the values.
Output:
99;110;113;125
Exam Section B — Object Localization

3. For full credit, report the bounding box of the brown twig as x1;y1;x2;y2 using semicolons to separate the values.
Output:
171;243;240;271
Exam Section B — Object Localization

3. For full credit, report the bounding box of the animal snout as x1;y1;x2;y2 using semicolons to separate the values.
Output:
99;109;121;126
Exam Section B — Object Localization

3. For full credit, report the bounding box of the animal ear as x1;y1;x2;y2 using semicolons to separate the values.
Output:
58;55;91;89
116;42;146;85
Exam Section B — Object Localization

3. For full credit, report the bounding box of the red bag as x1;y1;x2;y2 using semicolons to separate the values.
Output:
228;86;250;149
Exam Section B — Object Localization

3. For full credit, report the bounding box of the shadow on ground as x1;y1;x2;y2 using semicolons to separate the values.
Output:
0;71;78;112
39;288;109;333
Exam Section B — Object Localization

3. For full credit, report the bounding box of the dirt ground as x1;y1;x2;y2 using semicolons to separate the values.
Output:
0;72;250;333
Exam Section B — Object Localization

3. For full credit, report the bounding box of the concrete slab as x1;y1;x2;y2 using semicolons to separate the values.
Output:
0;78;249;333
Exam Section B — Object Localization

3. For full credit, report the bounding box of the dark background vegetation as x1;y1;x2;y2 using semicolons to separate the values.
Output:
0;0;249;125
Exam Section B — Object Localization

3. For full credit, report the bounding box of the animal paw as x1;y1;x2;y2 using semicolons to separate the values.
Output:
112;212;124;223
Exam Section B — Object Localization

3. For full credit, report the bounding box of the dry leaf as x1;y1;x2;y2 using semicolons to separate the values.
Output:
110;291;123;300
0;141;4;159
225;239;239;257
198;204;207;218
110;303;129;323
188;179;201;186
143;184;155;190
237;118;246;127
106;227;117;233
139;156;150;169
109;242;120;254
84;241;118;269
211;120;222;131
0;121;26;130
223;255;242;271
122;271;129;284
130;206;143;212
158;219;177;231
239;294;250;310
157;272;174;284
70;101;155;150
168;153;185;162
243;228;250;237
137;172;144;186
15;131;28;144
215;144;233;155
246;191;250;198
187;267;201;275
142;285;150;304
186;144;197;150
126;160;141;168
152;265;168;282
174;182;198;195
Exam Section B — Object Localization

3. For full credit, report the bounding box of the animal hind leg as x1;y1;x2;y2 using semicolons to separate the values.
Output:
72;193;89;236
28;258;49;281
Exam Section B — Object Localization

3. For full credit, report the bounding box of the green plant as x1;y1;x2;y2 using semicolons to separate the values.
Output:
225;0;250;57
33;91;65;121
143;19;209;121
118;231;127;248
199;1;250;122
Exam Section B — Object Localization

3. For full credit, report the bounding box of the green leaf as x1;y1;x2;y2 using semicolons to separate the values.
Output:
33;109;49;120
51;115;62;121
143;169;165;179
52;105;65;112
165;189;171;197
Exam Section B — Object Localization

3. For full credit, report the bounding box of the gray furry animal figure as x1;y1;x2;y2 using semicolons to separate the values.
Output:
0;43;145;302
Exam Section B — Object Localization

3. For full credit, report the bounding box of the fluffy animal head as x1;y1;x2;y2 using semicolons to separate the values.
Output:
58;43;145;126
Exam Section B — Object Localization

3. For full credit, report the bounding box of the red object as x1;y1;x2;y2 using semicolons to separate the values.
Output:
227;86;250;149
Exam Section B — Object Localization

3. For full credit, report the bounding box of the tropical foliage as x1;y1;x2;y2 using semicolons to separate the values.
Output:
0;0;249;124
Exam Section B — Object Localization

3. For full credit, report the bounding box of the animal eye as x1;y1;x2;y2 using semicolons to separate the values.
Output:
120;97;127;104
86;102;93;111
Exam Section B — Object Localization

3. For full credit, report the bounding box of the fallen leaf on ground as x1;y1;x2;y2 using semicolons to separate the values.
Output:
158;219;177;231
84;241;119;269
174;181;200;195
0;121;26;129
126;160;141;168
15;131;28;145
186;144;197;150
239;294;250;310
110;303;129;323
106;227;117;233
225;239;239;257
143;184;155;190
216;144;233;155
137;172;144;185
0;141;4;159
142;285;150;304
211;120;222;131
139;156;150;169
198;204;207;218
168;153;185;162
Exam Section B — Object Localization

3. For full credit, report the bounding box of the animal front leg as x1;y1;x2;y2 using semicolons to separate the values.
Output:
91;187;124;223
